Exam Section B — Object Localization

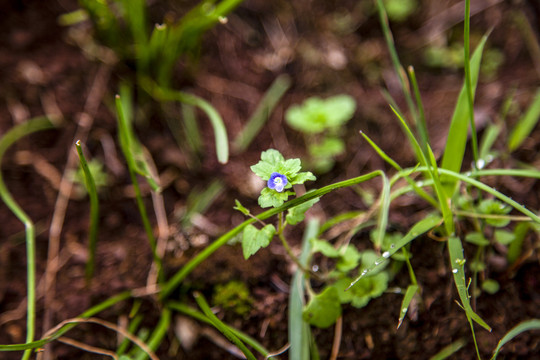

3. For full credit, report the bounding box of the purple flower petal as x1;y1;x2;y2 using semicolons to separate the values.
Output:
268;172;288;192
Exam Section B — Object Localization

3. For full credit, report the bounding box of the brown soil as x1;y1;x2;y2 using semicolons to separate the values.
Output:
1;0;539;359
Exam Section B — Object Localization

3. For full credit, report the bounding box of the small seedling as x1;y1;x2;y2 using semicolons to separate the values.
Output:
285;95;356;172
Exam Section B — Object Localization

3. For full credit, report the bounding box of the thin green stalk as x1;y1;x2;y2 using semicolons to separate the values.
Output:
160;171;382;299
407;66;429;153
463;0;480;169
133;308;170;360
75;140;100;283
0;117;54;360
194;292;257;360
115;95;163;282
375;0;418;125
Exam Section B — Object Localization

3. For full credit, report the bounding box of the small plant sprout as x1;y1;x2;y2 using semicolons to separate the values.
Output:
285;95;356;172
250;149;316;208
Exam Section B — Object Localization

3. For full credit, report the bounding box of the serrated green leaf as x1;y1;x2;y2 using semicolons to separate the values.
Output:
310;238;340;258
302;287;342;328
478;199;511;227
287;197;319;225
332;272;388;309
251;149;284;180
291;171;316;185
337;246;363;272
257;187;293;208
242;224;276;259
281;158;302;176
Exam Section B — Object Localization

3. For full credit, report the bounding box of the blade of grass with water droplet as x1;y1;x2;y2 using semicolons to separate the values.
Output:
397;284;419;329
447;236;491;331
348;215;441;289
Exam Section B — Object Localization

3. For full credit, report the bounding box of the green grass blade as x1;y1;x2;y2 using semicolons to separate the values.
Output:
491;319;540;359
375;0;418;125
289;219;319;360
440;35;488;195
154;87;229;164
374;173;390;249
479;122;501;161
116;314;144;356
75;141;100;283
234;74;291;152
429;338;467;360
194;292;257;360
407;66;429;153
397;284;419;329
0;116;54;359
133;308;171;360
463;0;480;169
348;215;441;289
447;236;491;331
508;88;540;152
115;95;163;282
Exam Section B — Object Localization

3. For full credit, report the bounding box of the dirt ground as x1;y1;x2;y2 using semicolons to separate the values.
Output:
0;0;539;359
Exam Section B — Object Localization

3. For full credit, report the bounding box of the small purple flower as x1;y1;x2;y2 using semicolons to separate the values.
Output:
267;172;288;192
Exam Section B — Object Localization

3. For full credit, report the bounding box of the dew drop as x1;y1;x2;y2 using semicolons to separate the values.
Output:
374;261;381;266
382;251;390;258
390;244;395;249
361;269;368;276
312;265;319;272
452;268;458;274
401;307;408;313
476;159;486;169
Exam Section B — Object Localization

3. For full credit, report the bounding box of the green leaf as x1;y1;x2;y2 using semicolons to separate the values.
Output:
302;287;342;328
465;232;490;246
285;95;356;134
508;88;540;152
287;197;319;225
309;137;345;158
310;238;340;258
336;246;362;272
257;187;294;208
250;149;283;180
491;319;540;360
482;279;500;294
242;224;276;259
494;230;515;245
291;171;316;185
477;199;511;227
332;272;389;308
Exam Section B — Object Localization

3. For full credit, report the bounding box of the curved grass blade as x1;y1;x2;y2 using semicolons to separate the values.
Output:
440;35;488;195
508;88;540;152
348;214;441;289
75;141;100;282
0;116;55;359
491;319;540;359
194;292;257;360
150;85;229;164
